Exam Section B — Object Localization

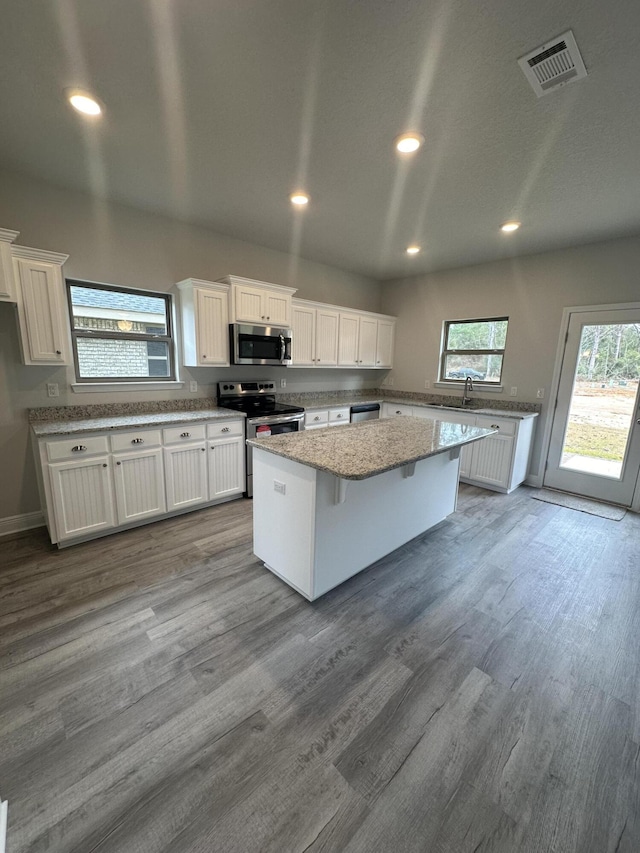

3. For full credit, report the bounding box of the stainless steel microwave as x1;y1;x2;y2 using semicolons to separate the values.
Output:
230;323;292;366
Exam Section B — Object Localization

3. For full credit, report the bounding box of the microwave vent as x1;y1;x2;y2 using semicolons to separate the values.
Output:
518;30;587;97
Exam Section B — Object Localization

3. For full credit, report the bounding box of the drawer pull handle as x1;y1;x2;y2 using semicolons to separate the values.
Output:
180;432;191;438
131;437;144;444
395;410;401;414
490;424;500;429
221;427;230;432
72;445;87;452
314;416;321;421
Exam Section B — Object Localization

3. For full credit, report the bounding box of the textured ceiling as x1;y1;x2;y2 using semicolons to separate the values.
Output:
1;0;639;279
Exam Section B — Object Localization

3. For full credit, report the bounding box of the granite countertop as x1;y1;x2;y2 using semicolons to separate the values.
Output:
31;408;245;437
281;393;538;420
247;416;495;480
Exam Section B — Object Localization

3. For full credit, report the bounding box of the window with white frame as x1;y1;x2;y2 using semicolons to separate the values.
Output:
440;317;508;384
66;280;175;382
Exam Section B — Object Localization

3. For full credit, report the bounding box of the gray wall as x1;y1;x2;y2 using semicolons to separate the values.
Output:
381;234;640;483
0;168;382;521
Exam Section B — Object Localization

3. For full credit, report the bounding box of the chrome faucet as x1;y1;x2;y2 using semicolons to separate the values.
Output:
461;375;474;407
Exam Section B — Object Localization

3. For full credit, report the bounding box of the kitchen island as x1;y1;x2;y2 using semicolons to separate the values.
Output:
248;416;495;600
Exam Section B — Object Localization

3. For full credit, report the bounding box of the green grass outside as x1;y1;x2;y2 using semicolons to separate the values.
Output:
564;422;628;462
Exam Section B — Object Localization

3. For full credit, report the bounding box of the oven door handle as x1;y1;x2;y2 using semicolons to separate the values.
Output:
249;413;303;426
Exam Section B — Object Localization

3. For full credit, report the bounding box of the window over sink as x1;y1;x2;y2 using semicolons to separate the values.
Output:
66;280;175;382
439;317;508;384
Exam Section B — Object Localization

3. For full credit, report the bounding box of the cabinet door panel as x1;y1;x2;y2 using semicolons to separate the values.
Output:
358;317;378;366
209;437;244;498
376;320;395;368
264;292;290;326
338;314;359;366
196;287;229;365
164;444;208;511
469;434;514;488
235;286;265;323
49;457;115;541
113;449;166;524
16;259;67;364
292;305;315;365
459;445;473;479
315;309;339;365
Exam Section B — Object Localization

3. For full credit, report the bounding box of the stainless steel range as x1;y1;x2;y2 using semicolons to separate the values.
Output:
217;381;304;497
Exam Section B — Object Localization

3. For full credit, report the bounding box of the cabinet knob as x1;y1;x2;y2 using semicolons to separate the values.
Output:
131;437;144;444
266;316;270;320
222;427;230;432
71;445;87;452
490;424;500;429
314;416;320;421
56;350;62;355
180;432;191;438
201;447;206;452
202;355;207;359
396;411;401;415
116;461;121;465
102;463;108;468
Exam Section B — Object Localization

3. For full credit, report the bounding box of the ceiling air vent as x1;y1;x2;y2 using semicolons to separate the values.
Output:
518;30;587;97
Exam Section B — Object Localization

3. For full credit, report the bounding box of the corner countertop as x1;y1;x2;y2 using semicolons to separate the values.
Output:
247;415;495;480
31;408;245;438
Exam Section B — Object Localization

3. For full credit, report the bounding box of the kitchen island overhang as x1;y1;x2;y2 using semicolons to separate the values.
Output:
248;416;496;601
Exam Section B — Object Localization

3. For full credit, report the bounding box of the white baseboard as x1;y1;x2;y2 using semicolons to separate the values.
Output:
0;510;45;538
0;797;7;853
525;474;543;488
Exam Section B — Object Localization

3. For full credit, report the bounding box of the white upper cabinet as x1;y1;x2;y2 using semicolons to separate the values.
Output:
219;275;297;327
338;311;396;368
13;246;70;365
176;279;230;367
375;319;395;369
291;300;339;367
0;229;19;301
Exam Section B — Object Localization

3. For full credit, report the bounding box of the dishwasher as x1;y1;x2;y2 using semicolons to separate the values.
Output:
350;403;380;423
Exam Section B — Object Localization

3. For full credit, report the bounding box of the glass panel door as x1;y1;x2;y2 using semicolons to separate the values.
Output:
545;308;640;505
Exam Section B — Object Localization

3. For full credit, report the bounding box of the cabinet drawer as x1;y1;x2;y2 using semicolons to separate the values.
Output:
305;410;329;427
475;416;516;436
163;424;207;444
46;435;110;462
207;419;244;439
386;404;413;417
110;429;162;452
328;408;350;424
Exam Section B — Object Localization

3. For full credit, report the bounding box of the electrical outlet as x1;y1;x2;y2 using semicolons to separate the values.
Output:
510;386;517;396
189;380;198;392
424;380;430;390
47;383;59;398
387;377;394;386
273;480;286;495
280;379;286;389
536;387;545;399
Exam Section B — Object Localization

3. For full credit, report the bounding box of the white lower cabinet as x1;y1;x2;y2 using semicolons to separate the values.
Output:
113;448;166;524
381;403;536;493
38;419;245;545
208;436;245;498
49;456;116;540
164;443;209;511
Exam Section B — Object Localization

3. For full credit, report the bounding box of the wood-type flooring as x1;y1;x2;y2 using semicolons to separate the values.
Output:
1;484;639;852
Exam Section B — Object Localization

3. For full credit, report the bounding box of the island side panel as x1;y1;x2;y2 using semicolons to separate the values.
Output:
252;447;317;599
312;451;459;600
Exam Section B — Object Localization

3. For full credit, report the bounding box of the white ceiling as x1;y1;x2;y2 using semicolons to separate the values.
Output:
1;0;639;280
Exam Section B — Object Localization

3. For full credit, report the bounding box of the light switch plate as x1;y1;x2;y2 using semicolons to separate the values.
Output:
280;379;286;388
274;480;286;494
536;388;545;398
47;383;59;398
510;386;517;396
189;380;198;392
424;380;430;389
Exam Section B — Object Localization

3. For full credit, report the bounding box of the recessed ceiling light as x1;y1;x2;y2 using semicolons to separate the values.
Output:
406;245;421;255
290;192;310;206
500;221;521;233
66;89;102;116
395;133;424;154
